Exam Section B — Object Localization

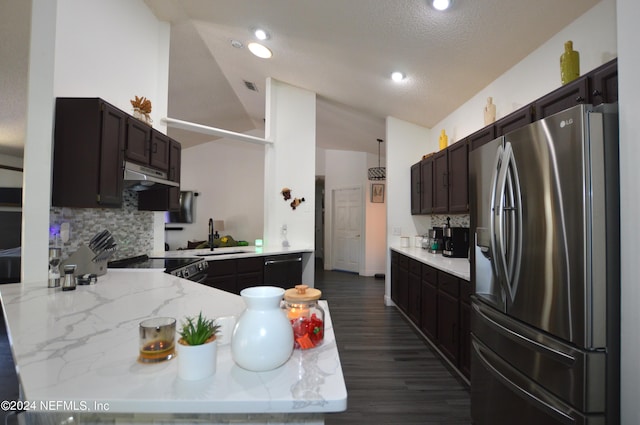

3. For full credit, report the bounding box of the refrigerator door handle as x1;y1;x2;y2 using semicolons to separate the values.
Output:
493;142;523;304
472;301;575;367
489;144;505;286
472;337;577;424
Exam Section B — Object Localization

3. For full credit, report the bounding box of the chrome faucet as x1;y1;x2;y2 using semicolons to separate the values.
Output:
208;218;214;251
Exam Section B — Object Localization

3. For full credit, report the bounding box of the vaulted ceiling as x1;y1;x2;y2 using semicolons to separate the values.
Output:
0;0;600;158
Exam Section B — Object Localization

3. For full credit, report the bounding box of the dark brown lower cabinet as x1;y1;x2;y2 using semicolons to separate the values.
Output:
203;259;236;293
407;259;422;324
203;255;299;294
391;251;472;380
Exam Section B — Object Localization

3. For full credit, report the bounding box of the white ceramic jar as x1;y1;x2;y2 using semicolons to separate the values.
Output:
231;286;294;371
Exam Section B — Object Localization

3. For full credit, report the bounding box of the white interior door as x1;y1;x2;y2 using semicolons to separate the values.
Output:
332;187;362;273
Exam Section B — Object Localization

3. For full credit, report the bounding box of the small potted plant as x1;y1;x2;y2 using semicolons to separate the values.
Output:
176;311;220;380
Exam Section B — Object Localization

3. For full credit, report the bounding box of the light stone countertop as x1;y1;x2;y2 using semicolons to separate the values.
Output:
390;246;471;281
150;245;314;261
0;270;346;421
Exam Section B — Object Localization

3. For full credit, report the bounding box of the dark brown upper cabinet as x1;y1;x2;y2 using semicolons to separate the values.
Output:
432;150;449;214
125;118;170;172
590;58;618;105
138;138;182;212
495;104;534;136
52;98;126;208
410;162;421;215
534;75;589;119
447;139;469;213
420;157;434;214
468;125;496;152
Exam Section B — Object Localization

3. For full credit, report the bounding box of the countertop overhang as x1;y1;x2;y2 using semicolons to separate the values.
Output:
151;245;313;261
390;246;471;281
0;271;346;415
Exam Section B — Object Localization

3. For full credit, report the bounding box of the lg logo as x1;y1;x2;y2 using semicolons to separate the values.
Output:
560;118;574;128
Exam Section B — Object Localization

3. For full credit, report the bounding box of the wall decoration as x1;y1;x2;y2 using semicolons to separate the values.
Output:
371;183;385;203
280;187;291;201
290;197;305;210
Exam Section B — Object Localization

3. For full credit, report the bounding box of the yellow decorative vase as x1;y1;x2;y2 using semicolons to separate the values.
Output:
439;129;448;150
560;40;580;85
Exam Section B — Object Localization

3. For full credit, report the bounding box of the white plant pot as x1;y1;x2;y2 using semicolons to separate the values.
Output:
176;338;217;381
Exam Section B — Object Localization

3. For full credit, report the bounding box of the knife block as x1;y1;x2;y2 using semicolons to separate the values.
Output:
60;245;109;277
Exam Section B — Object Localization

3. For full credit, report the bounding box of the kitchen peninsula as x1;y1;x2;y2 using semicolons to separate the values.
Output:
0;269;346;425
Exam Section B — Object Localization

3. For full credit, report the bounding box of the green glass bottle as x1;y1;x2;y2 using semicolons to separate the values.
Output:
560;40;580;85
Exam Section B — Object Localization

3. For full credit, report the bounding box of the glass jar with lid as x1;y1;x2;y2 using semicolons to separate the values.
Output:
283;284;324;350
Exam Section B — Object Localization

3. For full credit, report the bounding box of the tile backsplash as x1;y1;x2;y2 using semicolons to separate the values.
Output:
431;214;470;228
50;190;154;261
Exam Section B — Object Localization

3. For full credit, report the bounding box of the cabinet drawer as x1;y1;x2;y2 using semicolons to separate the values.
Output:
409;259;421;276
422;264;437;284
207;259;236;277
438;271;459;298
238;256;264;273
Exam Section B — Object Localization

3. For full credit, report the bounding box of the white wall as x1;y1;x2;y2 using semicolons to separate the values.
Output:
384;117;432;304
165;137;265;249
617;0;640;422
264;79;316;284
20;0;170;283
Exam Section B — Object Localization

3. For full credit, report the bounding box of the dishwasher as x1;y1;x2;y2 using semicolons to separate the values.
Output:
263;254;303;287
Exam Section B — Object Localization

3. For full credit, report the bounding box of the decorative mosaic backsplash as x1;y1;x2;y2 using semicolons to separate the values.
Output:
49;190;154;261
431;214;470;228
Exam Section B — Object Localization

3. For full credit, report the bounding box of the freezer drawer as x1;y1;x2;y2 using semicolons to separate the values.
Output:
471;299;606;414
471;336;604;425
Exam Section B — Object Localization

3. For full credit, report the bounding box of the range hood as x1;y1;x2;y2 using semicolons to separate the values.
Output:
123;161;179;191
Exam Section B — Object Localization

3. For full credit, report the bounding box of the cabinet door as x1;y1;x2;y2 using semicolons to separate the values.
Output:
52;98;125;208
432;150;448;213
459;302;471;378
150;130;170;171
420;158;433;214
97;103;126;206
391;252;400;305
437;291;459;364
468;125;496;152
420;281;438;341
407;259;422;324
495;104;534;136
447;140;468;213
534;76;588;119
590;58;618;105
396;255;409;313
237;257;265;292
168;140;182;211
125;118;151;165
204;259;237;293
410;162;421;215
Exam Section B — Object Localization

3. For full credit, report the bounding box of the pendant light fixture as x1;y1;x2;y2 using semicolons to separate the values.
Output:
368;139;386;181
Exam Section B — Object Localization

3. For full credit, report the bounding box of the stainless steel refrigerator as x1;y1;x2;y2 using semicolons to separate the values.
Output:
469;104;619;425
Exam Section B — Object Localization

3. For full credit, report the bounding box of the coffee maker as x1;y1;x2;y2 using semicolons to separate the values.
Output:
442;218;470;258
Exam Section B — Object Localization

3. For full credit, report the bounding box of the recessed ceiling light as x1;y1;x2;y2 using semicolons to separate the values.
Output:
432;0;452;11
230;39;243;49
254;28;269;40
391;71;405;82
248;42;273;59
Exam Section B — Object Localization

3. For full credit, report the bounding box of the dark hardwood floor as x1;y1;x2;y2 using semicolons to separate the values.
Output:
315;266;471;425
0;265;471;425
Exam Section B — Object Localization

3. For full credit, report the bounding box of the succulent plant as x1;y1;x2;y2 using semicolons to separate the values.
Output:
178;312;220;346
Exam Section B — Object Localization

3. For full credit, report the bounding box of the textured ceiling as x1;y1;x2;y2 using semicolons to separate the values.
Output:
0;0;601;158
146;0;600;155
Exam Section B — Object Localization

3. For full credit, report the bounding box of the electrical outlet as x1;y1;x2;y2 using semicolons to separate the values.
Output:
392;227;401;236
